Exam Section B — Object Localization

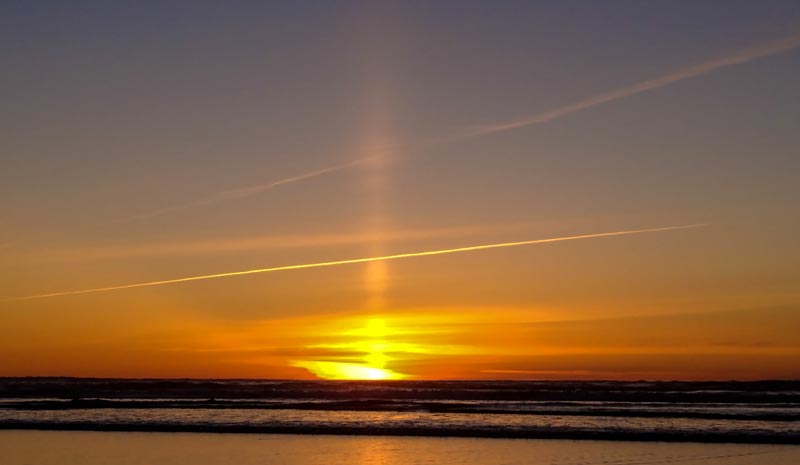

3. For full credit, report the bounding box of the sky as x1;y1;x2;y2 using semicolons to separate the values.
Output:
1;1;799;380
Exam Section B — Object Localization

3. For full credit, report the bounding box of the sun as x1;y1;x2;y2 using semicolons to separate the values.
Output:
292;360;404;380
292;317;408;380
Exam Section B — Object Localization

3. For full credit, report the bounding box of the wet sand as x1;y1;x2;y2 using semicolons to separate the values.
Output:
2;430;799;465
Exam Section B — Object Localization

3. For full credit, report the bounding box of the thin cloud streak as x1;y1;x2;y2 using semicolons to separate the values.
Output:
466;33;800;136
482;369;596;375
31;223;514;263
3;224;705;302
119;33;800;220
115;158;376;223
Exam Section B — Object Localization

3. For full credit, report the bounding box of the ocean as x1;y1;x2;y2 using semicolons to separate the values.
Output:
1;378;798;443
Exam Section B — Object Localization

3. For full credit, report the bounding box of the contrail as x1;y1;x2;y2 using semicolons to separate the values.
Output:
115;157;376;223
3;224;705;302
120;33;800;220
466;33;800;136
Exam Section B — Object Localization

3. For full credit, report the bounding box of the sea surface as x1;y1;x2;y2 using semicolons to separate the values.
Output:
1;378;798;443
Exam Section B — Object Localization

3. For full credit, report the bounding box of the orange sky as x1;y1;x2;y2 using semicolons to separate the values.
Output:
1;2;799;380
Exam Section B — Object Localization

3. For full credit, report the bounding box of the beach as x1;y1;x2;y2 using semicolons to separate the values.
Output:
2;430;799;465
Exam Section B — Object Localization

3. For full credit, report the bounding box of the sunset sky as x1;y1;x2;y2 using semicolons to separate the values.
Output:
1;1;799;380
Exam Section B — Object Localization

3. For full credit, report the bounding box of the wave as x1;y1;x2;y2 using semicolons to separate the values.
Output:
2;378;798;443
1;409;798;444
3;378;799;402
2;398;798;422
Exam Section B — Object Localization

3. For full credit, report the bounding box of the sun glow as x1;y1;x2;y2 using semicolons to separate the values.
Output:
291;361;404;380
292;318;408;380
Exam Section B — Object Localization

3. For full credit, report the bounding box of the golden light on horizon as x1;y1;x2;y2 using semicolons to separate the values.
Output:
291;361;405;380
292;318;409;380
